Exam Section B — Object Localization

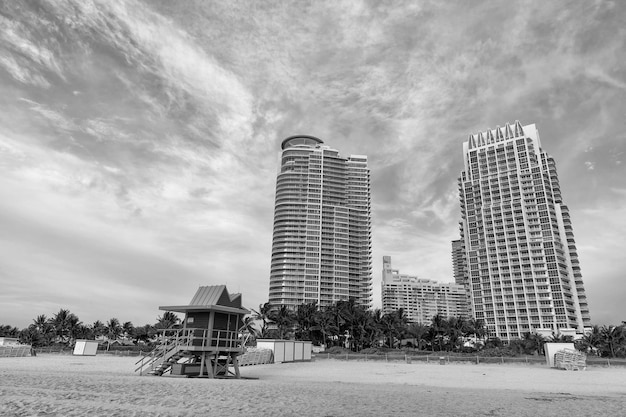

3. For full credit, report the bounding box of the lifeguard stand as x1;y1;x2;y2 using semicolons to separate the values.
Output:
135;285;250;378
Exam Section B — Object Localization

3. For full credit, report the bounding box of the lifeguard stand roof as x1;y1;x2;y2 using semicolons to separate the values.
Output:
159;285;250;315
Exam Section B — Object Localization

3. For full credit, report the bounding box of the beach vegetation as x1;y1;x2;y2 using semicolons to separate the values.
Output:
6;306;626;359
251;302;273;338
155;311;180;330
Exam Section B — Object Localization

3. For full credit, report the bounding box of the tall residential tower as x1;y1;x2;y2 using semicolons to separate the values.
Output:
458;121;590;340
268;135;372;309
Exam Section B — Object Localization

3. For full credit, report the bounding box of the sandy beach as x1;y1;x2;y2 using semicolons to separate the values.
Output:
1;354;625;416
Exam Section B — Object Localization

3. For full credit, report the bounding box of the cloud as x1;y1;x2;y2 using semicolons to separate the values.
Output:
1;0;625;327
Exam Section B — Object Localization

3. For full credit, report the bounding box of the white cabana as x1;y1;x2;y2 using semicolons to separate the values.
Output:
256;339;312;363
73;340;99;356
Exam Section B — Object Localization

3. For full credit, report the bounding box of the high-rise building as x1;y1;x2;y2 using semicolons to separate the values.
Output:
457;121;591;340
451;238;472;315
268;135;372;309
451;238;466;286
382;256;468;323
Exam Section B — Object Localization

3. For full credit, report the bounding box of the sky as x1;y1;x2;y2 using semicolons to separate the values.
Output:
1;0;625;330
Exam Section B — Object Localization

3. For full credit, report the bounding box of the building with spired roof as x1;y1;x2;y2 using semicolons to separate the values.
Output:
457;121;591;340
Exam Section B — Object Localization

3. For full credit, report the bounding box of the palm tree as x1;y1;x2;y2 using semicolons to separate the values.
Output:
0;324;19;337
134;324;155;344
431;314;447;352
32;315;54;346
577;325;602;355
51;308;72;343
406;322;429;350
336;298;365;350
66;314;82;345
361;309;383;349
313;306;339;348
251;302;273;338
73;324;92;340
33;315;48;332
269;306;295;340
466;318;487;346
106;318;122;350
380;309;407;348
520;332;544;355
446;316;466;351
548;333;574;344
91;320;106;339
155;312;180;329
122;321;135;341
294;302;318;341
600;325;626;358
20;325;45;347
239;316;259;347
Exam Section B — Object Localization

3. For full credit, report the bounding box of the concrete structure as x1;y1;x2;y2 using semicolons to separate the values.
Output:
381;256;468;323
457;121;591;341
269;135;372;309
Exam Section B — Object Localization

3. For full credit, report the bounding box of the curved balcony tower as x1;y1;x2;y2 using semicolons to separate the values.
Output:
269;135;372;309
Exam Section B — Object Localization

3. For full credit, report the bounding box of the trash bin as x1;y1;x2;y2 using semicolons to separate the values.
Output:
439;356;446;365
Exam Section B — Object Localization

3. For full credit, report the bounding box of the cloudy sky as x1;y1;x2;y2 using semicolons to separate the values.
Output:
1;1;625;329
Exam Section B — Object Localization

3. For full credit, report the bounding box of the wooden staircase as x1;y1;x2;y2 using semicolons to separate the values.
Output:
148;349;191;376
135;329;192;376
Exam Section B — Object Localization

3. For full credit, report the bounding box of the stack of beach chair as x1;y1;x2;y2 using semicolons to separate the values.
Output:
238;348;274;366
0;345;33;357
554;348;586;371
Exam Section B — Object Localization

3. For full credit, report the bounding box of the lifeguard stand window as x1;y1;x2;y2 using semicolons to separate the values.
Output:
187;312;210;329
213;312;241;332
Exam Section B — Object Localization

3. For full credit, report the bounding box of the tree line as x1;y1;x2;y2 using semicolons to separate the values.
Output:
248;300;626;358
0;309;181;348
3;302;625;358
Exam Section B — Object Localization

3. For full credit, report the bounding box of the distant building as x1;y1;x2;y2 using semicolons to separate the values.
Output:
0;337;19;346
451;238;466;286
451;238;471;316
457;121;591;341
381;256;468;323
268;135;372;309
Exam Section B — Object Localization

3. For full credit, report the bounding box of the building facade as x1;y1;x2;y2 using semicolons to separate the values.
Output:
382;256;468;323
451;238;466;286
457;121;591;340
268;135;372;309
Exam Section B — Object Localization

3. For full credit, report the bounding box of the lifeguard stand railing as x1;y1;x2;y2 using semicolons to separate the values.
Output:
135;328;244;375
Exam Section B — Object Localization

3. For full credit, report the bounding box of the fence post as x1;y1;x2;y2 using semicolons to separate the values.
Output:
476;356;479;365
501;356;504;364
385;354;388;362
346;353;348;361
608;358;611;367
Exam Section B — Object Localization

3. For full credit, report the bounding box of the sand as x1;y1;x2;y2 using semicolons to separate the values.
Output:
1;354;625;416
